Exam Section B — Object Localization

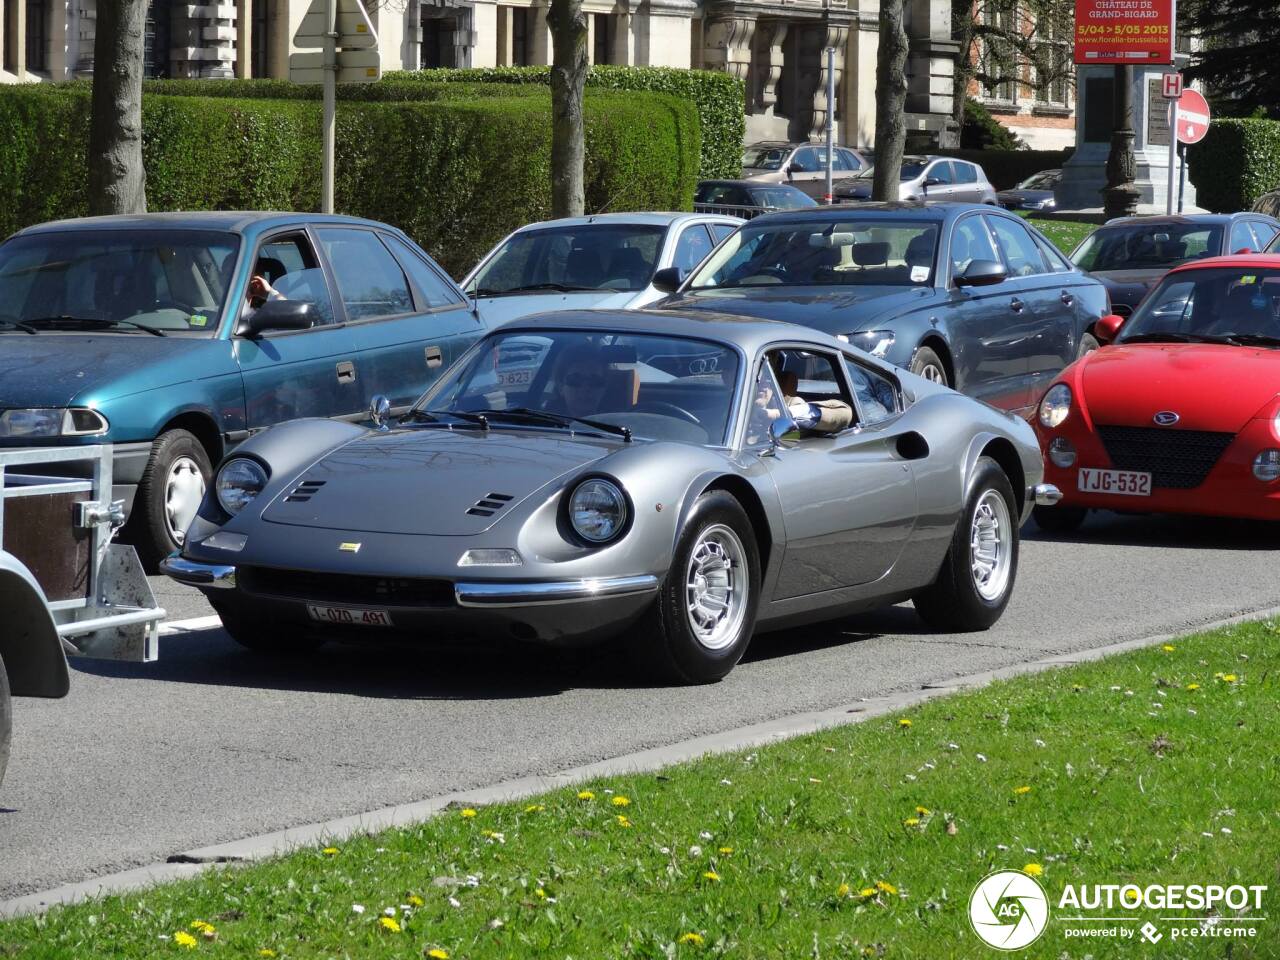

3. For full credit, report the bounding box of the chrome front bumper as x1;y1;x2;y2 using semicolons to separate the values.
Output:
160;554;237;589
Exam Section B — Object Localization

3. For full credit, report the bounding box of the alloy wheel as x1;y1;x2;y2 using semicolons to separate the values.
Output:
684;523;749;650
970;489;1012;601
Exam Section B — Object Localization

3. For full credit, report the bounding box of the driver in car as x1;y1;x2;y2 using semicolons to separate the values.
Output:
548;345;610;418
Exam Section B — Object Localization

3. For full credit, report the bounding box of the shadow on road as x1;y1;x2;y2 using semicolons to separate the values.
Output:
1023;511;1280;551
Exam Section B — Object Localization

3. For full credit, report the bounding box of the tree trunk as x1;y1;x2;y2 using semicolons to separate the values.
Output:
88;0;148;215
547;0;588;218
873;0;909;202
951;5;976;128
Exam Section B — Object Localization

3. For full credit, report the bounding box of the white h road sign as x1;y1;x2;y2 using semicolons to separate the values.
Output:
293;0;377;49
1161;72;1182;99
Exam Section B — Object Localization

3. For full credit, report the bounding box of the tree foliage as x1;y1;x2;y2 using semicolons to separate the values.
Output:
952;0;1075;121
1184;0;1280;119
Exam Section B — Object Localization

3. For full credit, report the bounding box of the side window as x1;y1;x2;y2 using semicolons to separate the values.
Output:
253;234;335;325
928;162;955;185
954;162;978;184
710;223;737;244
1030;231;1073;273
315;228;414;321
844;356;899;424
673;225;715;275
381;233;465;309
790;148;819;173
1231;221;1260;253
1252;221;1279;248
745;360;788;447
950;216;1001;279
987;216;1048;277
767;347;855;434
838;148;863;171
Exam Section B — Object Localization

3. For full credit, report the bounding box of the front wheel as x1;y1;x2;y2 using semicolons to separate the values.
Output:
627;491;760;684
910;346;949;387
0;654;11;789
913;457;1019;631
126;429;212;572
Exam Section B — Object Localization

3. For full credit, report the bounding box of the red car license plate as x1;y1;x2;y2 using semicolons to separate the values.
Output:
1077;468;1152;496
306;604;394;627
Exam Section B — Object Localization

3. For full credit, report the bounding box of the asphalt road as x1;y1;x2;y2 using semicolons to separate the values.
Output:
4;511;1280;902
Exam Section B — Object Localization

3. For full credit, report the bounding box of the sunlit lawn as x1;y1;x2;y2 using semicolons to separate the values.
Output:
1025;215;1095;255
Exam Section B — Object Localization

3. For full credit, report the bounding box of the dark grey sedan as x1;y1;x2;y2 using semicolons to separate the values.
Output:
162;310;1053;684
656;203;1108;415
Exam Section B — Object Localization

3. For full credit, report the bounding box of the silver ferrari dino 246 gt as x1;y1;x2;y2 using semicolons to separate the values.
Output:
163;310;1060;684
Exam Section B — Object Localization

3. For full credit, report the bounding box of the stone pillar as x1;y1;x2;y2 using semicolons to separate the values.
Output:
528;2;549;65
495;3;512;64
753;19;786;113
235;0;250;77
9;0;27;78
902;0;959;147
702;14;753;85
612;10;631;65
807;24;846;141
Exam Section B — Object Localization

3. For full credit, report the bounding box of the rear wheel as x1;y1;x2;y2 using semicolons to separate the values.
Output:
627;491;760;684
126;429;212;572
1033;504;1087;534
211;599;325;656
0;654;11;789
910;346;949;387
913;457;1018;631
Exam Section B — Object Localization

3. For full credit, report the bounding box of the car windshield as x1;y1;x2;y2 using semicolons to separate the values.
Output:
1072;223;1221;272
1119;267;1280;345
418;330;742;445
1016;171;1059;190
742;145;789;170
687;219;939;288
467;224;665;295
0;229;239;335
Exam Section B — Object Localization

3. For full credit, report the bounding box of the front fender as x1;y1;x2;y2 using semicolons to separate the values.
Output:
0;551;69;699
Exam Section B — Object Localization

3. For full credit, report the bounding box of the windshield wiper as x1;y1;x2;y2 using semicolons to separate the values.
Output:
25;315;167;337
0;318;37;334
1219;333;1280;348
399;408;492;430
478;407;632;442
474;282;598;297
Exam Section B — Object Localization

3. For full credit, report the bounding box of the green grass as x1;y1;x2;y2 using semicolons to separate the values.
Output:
1025;215;1096;255
4;622;1278;959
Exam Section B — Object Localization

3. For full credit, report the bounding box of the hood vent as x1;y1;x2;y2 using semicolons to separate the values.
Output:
466;492;514;517
284;479;326;503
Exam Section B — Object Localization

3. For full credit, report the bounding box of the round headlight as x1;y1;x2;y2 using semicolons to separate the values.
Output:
1038;383;1072;429
216;458;268;515
569;478;628;544
1254;450;1280;482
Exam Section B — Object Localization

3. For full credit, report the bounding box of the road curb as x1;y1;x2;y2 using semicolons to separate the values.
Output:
5;603;1278;919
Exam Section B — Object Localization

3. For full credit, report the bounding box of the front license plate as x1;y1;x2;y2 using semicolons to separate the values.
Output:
497;369;532;386
1077;468;1152;497
306;604;394;627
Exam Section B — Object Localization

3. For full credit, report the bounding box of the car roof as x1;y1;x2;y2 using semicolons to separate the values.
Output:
12;211;397;237
1100;213;1243;228
698;179;801;189
509;212;740;232
1169;254;1280;274
490;308;854;357
747;201;995;225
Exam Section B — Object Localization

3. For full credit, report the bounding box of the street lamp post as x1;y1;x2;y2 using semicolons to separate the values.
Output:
1102;64;1140;218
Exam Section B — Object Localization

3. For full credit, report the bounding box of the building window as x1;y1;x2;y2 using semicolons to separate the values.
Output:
1033;11;1071;108
143;0;171;78
25;0;47;72
979;3;1018;104
422;9;465;68
592;12;611;65
251;0;269;77
511;6;530;66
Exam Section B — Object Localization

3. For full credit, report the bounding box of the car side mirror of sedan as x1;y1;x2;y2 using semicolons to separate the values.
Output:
651;266;684;294
1095;312;1126;345
954;259;1007;288
238;300;317;337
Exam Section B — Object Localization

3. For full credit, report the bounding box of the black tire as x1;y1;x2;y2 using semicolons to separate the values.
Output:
627;490;760;684
126;429;213;572
1033;504;1087;534
0;654;10;790
210;598;325;656
1077;332;1100;359
913;457;1019;632
910;346;949;387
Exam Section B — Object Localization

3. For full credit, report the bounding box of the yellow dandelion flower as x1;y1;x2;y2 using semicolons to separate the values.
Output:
876;880;898;895
903;817;920;827
897;718;912;728
1013;785;1032;795
524;804;544;813
1222;674;1238;683
611;795;631;807
1072;683;1085;692
836;883;851;898
858;887;877;898
915;806;931;816
321;847;339;856
1162;644;1175;652
702;871;721;882
189;921;215;934
407;894;425;907
379;917;401;933
258;951;276;959
678;932;705;946
427;950;450;959
460;808;477;819
718;846;733;855
616;815;633;827
1023;863;1043;877
577;790;595;801
1186;683;1200;691
535;887;548;899
173;931;198;949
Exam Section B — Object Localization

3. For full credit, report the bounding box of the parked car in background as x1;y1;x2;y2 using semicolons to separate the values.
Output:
833;157;999;205
655;203;1107;415
163;310;1051;684
997;169;1062;211
1033;255;1280;533
695;180;817;218
741;141;869;199
1070;213;1280;318
0;212;482;568
462;213;741;328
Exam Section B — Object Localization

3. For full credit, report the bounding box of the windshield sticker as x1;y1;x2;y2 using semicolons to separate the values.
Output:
1238;275;1257;285
910;265;930;283
189;314;209;327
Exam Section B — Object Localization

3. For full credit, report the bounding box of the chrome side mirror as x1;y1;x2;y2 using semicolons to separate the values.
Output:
370;394;391;430
769;413;797;445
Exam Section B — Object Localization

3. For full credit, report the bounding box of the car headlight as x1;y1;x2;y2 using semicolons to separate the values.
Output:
569;478;628;544
1038;383;1072;428
849;330;896;358
0;407;108;438
216;458;268;515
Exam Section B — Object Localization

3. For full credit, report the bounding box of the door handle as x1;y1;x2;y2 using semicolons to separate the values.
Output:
424;345;443;369
336;360;356;384
1060;292;1074;306
1010;298;1025;313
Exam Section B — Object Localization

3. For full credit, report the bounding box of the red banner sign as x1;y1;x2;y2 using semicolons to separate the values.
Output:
1074;0;1175;65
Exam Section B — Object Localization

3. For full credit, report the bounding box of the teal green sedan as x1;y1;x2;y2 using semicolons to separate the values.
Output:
0;212;483;567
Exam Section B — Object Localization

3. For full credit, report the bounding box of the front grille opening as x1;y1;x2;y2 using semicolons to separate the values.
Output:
466;492;513;517
1097;426;1234;489
239;566;454;607
284;479;327;503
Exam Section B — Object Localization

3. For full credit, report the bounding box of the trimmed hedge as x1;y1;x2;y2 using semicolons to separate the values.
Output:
1188;118;1280;212
385;66;745;180
0;84;698;277
938;148;1074;190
